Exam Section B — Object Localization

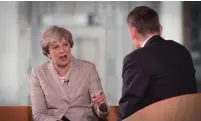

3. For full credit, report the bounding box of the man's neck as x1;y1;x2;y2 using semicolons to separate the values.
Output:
140;33;160;47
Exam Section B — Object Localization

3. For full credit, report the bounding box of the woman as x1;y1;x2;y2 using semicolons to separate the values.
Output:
30;26;109;121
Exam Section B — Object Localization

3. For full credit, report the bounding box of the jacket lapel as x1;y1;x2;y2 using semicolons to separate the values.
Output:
45;61;70;102
66;56;81;101
45;56;81;102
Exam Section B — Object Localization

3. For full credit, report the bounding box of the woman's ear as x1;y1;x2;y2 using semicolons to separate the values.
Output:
47;54;51;59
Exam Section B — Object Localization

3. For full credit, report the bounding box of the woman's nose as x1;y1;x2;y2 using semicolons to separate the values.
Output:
59;47;65;53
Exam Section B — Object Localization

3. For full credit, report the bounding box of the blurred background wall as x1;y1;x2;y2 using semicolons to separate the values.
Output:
0;1;200;106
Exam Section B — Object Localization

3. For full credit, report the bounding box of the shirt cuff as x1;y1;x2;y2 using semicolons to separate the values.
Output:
97;103;110;115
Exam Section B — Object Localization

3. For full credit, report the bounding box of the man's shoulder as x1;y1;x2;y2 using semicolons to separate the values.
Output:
125;48;147;61
168;40;189;51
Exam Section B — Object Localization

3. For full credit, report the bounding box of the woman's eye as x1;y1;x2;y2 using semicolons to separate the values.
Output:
52;45;59;49
64;43;69;47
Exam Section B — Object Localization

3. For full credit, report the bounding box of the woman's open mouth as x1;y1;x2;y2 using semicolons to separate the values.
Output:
60;55;67;60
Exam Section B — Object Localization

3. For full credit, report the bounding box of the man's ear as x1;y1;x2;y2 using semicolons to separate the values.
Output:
128;25;136;40
160;25;163;35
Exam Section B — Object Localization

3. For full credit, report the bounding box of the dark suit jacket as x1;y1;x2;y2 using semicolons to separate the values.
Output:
118;35;197;121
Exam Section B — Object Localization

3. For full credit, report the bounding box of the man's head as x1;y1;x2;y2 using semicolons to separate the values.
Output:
127;6;162;48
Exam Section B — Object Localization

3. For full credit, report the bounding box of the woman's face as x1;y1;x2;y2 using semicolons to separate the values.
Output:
48;38;71;68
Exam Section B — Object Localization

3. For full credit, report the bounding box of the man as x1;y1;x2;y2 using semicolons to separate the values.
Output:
118;6;197;121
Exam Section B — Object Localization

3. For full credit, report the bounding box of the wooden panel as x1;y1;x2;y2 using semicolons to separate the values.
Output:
107;105;119;121
123;93;201;121
0;105;119;121
183;1;190;50
0;106;32;121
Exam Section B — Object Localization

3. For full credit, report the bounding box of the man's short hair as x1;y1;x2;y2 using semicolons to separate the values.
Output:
127;6;160;36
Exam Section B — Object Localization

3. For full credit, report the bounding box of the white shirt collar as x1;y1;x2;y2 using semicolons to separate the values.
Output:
58;76;66;84
58;71;69;85
141;36;153;47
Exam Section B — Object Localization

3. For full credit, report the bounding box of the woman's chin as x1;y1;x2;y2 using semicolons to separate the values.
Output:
57;62;68;68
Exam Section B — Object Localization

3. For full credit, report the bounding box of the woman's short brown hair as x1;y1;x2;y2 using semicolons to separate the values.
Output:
127;6;160;36
40;26;74;56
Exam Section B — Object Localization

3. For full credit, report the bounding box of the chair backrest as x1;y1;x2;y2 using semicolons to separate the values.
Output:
0;106;32;121
123;93;201;121
107;105;119;121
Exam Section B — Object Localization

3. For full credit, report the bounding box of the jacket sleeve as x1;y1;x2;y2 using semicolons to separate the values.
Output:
118;56;150;121
88;64;110;119
30;67;58;121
